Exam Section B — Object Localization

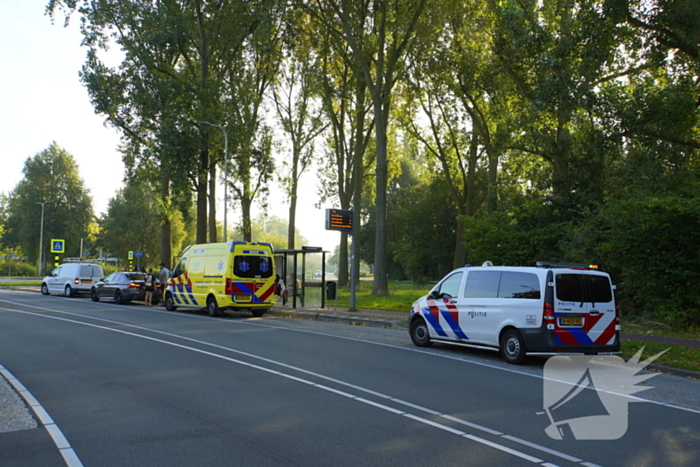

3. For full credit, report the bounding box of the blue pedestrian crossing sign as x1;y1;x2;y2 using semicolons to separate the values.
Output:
50;239;65;253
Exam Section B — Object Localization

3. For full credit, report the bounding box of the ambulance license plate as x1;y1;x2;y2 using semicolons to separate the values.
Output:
235;294;252;302
560;317;583;326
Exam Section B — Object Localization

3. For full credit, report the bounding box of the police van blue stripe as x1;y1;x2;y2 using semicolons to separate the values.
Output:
441;311;469;340
422;308;448;337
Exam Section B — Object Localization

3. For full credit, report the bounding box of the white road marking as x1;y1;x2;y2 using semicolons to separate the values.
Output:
502;435;582;462
0;365;84;467
4;296;693;466
463;434;545;464
440;414;503;436
1;302;603;466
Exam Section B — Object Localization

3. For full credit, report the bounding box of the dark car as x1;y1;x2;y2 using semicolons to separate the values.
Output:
90;272;161;305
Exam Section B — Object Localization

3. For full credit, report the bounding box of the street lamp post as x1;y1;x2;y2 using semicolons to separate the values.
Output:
195;121;228;242
36;201;48;276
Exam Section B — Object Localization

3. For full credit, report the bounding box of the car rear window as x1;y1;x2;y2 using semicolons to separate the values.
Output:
79;265;103;278
125;273;146;281
556;274;613;303
233;256;273;279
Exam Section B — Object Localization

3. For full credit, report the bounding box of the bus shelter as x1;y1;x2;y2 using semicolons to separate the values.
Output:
275;246;329;309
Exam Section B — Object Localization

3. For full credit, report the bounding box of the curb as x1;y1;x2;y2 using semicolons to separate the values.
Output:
267;308;409;331
646;363;700;380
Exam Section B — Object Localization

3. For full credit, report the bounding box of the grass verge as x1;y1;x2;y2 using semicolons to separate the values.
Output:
0;281;42;286
334;280;431;312
622;320;700;342
621;340;700;374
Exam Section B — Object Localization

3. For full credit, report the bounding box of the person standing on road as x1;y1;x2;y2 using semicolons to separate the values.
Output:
275;274;288;305
159;262;170;305
144;268;156;306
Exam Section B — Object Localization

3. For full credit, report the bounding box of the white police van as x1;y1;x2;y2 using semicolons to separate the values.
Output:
409;262;620;364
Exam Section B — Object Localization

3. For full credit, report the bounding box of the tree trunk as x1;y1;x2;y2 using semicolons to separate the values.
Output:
347;79;367;290
241;196;253;242
160;177;172;267
208;162;217;243
338;233;349;286
196;148;209;244
453;208;468;269
287;190;297;249
373;109;389;296
287;156;299;250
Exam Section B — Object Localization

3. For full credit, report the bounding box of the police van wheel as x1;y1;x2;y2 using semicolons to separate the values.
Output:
251;308;266;318
65;285;74;298
207;297;220;317
500;329;526;365
41;283;50;295
165;294;177;311
410;319;433;347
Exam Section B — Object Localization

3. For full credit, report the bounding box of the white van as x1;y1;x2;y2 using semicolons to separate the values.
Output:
41;263;104;297
409;262;620;364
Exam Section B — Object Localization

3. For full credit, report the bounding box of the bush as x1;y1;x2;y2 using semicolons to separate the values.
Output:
0;260;37;277
597;192;700;327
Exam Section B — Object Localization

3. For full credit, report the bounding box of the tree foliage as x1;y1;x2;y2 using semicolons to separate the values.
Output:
4;143;94;268
42;0;700;325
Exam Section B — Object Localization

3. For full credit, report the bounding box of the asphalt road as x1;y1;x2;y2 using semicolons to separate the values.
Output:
1;289;698;467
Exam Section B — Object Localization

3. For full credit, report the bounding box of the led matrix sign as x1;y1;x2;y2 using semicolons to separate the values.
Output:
325;208;353;233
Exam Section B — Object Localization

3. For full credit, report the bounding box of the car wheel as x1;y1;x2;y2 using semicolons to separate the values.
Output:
410;318;433;347
65;285;74;298
91;288;100;302
114;290;124;305
500;329;526;365
165;293;177;311
251;308;266;318
41;283;50;295
207;296;220;317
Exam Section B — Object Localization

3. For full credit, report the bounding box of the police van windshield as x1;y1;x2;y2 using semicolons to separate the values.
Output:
233;256;273;279
556;274;613;303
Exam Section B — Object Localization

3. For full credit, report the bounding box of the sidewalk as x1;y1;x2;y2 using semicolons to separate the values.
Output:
267;304;410;330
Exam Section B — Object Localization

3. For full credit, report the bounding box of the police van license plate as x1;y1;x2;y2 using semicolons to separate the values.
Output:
560;317;583;326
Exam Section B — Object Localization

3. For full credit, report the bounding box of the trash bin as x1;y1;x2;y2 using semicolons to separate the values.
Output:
326;281;337;301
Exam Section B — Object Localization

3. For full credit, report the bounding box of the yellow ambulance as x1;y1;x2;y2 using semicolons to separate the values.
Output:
164;241;276;317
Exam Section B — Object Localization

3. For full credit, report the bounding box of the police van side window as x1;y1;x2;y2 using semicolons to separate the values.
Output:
464;271;501;298
436;272;463;298
498;272;541;299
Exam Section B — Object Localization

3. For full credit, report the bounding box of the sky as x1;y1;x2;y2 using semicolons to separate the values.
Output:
0;1;341;254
